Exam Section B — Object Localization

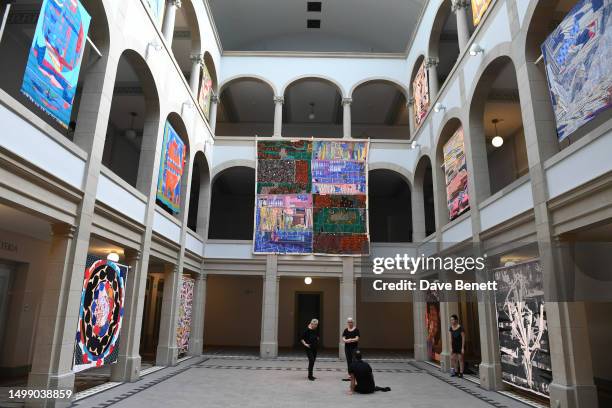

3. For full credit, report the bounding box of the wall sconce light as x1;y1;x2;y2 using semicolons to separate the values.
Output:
433;102;446;113
304;277;313;285
308;103;316;121
469;43;484;56
107;252;120;262
410;141;421;150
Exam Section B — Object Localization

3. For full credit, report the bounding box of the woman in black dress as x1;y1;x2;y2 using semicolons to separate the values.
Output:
301;318;319;381
342;317;360;380
449;314;465;377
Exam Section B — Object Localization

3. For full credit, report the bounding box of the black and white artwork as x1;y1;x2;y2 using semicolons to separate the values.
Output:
494;259;552;397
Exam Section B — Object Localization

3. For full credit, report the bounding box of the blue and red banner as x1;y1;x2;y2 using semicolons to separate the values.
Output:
157;122;187;214
21;0;91;128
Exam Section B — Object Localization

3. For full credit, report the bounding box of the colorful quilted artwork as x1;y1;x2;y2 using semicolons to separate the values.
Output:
73;255;128;372
21;0;91;128
254;140;370;255
156;121;187;213
425;288;441;362
472;0;492;26
443;127;470;220
541;0;612;142
198;64;213;120
412;60;430;129
176;275;195;355
146;0;164;24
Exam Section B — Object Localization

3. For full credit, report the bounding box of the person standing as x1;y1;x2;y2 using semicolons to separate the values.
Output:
342;317;360;381
449;314;465;377
301;318;320;381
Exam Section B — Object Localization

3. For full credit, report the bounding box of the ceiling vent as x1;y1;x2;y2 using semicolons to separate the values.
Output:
307;2;322;12
307;19;321;29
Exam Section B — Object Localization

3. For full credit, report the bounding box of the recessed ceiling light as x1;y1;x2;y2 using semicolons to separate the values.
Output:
307;19;321;29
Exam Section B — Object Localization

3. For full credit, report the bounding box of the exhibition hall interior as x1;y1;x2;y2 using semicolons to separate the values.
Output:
0;0;611;407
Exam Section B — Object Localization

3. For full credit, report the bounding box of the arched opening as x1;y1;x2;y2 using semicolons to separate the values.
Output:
0;0;109;141
282;78;343;138
216;78;274;137
170;0;201;86
428;1;460;89
351;80;409;140
208;166;255;240
102;50;160;194
525;0;611;154
414;156;436;238
187;151;210;236
368;169;412;242
470;57;528;198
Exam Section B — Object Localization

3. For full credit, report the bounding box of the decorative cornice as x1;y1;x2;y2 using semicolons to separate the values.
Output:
190;53;204;64
211;94;219;103
342;98;353;106
168;0;182;8
51;223;76;239
451;0;470;12
273;96;285;104
425;57;439;68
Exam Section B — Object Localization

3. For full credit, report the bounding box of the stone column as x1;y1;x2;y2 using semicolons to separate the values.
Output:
342;98;352;139
412;288;428;361
189;53;203;95
188;274;207;356
27;224;77;408
260;255;279;358
111;249;145;382
438;271;459;372
426;57;440;100
155;264;181;366
273;96;284;137
452;0;471;53
339;258;356;359
209;94;219;133
407;98;416;137
411;181;426;242
161;0;181;45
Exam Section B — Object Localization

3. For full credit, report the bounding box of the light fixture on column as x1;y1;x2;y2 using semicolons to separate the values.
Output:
308;103;315;120
433;102;446;113
124;112;139;144
107;252;120;262
491;118;504;148
304;277;313;285
410;140;421;150
469;43;484;56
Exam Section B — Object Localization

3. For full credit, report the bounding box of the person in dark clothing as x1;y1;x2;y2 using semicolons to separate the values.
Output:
349;350;391;394
342;317;360;381
301;318;319;381
449;314;465;378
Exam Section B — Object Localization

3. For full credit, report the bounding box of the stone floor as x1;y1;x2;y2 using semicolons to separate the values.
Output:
70;356;536;408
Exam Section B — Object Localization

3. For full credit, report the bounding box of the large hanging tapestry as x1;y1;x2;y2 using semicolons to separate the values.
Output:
494;259;552;397
412;60;430;130
443;128;470;220
21;0;91;128
472;0;492;26
156;121;187;214
541;0;612;142
176;275;195;354
198;64;213;120
425;288;441;362
73;255;128;372
254;140;369;255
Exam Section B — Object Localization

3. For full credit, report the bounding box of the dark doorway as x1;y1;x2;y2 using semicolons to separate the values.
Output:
294;293;322;347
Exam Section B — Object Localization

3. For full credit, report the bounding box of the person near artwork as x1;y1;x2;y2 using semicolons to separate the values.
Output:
449;314;466;378
342;317;360;381
348;350;391;394
301;318;320;381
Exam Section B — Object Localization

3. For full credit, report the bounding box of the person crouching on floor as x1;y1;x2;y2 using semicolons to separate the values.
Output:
348;350;391;394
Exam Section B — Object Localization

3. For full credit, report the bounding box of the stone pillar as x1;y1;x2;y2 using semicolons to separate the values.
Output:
189;53;203;95
411;181;426;242
27;224;77;408
273;96;284;137
438;271;458;372
426;57;440;100
260;255;279;358
188;274;207;356
209;94;219;133
407;98;416;137
412;288;428;361
452;0;471;53
111;249;145;382
161;0;181;45
155;264;181;366
339;258;356;359
342;98;352;139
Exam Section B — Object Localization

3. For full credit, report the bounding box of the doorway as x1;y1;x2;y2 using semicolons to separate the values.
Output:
294;293;322;347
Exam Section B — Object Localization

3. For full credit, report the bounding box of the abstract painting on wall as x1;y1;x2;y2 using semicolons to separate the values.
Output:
472;0;492;26
254;140;369;255
494;259;552;397
425;288;441;362
176;275;195;355
412;60;430;130
443;127;470;220
73;255;128;372
198;64;213;120
21;0;91;128
541;0;612;142
156;121;187;214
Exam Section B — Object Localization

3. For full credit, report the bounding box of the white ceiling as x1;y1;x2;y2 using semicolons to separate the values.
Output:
208;0;427;53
